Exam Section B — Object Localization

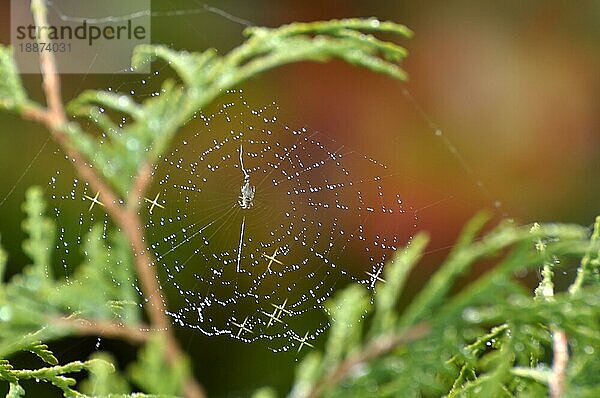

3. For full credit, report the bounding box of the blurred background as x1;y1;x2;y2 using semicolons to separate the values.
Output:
0;0;599;396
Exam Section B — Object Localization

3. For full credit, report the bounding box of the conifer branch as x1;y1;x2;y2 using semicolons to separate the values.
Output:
304;323;430;398
550;330;568;398
52;316;151;344
532;223;569;398
22;2;205;397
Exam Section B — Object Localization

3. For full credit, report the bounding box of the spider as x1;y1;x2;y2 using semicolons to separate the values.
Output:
238;144;255;209
238;180;255;209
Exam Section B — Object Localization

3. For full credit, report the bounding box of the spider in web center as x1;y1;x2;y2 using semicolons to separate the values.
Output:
238;143;255;209
238;179;255;209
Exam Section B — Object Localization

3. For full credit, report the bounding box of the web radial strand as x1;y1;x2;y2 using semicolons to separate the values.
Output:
145;90;417;350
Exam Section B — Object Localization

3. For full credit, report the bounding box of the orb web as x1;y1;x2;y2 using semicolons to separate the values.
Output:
45;54;421;352
146;90;417;350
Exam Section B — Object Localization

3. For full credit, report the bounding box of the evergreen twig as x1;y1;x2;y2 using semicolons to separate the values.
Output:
570;215;600;294
20;2;206;397
531;223;569;398
51;316;151;345
304;323;430;398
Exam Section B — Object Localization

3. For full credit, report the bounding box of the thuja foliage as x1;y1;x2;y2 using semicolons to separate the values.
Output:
279;215;600;398
1;3;600;396
1;191;599;397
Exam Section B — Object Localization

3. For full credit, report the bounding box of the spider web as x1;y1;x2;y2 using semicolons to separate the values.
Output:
47;86;417;351
38;2;502;353
145;90;417;349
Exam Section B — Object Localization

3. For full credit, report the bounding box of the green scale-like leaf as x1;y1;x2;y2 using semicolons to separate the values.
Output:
80;352;130;396
21;186;56;287
0;46;28;111
128;335;191;396
54;226;140;322
0;189;141;359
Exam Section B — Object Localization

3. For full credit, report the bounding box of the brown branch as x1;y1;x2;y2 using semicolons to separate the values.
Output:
52;315;206;398
51;316;151;344
550;330;568;398
30;0;65;127
128;161;154;209
121;217;208;398
304;323;430;398
25;2;206;397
